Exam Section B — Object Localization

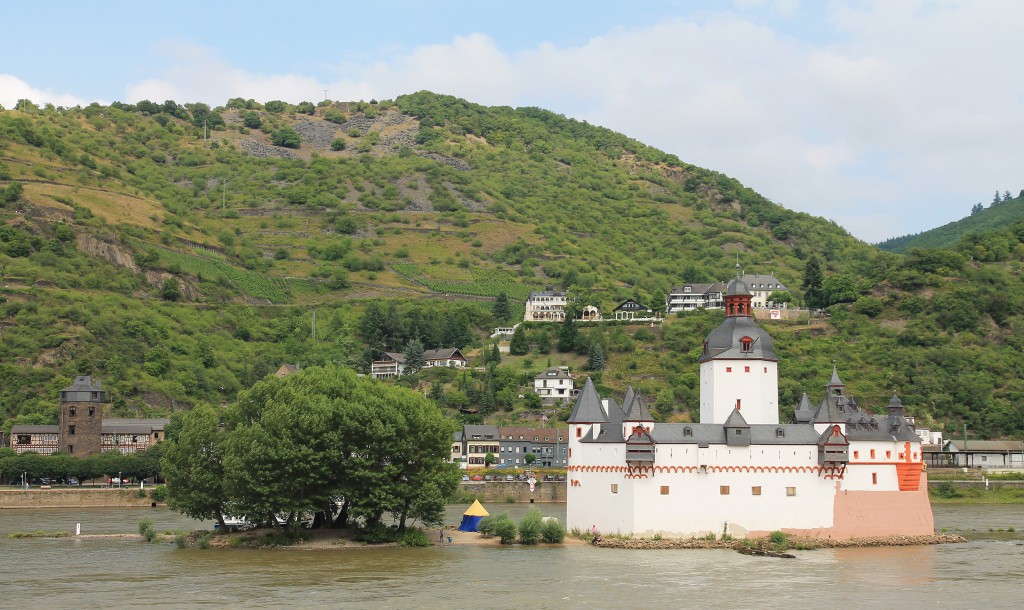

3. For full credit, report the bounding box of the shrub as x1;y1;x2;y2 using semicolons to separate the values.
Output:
397;529;430;547
174;534;188;549
476;514;496;537
272;127;301;148
137;518;157;543
493;516;517;544
541;518;566;543
330;138;346;151
150;485;168;502
518;508;543;545
768;530;789;551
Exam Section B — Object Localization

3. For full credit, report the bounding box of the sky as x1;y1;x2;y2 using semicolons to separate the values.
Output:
2;0;1022;243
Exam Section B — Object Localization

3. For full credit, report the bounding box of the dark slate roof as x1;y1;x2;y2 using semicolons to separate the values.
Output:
698;315;778;362
948;440;1024;452
646;423;822;445
605;398;624;425
527;290;565;299
462;424;500;440
379;348;464;364
613;299;651;312
725;277;751;296
740;274;788;292
669;282;726;295
567;377;607;423
10;425;59;434
793;392;815;424
624;391;654;422
535;367;572;380
61;376;102;393
622;387;635;411
828;366;844;387
810;393;858;424
723;408;750;428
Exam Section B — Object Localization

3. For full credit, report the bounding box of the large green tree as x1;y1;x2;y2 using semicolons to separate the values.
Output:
160;405;229;529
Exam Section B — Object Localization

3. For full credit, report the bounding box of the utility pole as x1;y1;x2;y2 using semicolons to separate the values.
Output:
311;309;317;339
203;119;207;144
323;90;329;102
963;423;968;468
222;180;227;210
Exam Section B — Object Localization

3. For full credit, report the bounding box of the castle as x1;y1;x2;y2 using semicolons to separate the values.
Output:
566;276;934;539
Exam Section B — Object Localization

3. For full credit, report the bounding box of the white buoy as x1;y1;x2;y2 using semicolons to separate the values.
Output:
76;523;81;536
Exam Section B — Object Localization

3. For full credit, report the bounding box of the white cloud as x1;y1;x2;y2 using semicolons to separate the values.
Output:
0;74;97;109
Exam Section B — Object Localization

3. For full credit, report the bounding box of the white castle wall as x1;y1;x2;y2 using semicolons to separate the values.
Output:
699;360;779;424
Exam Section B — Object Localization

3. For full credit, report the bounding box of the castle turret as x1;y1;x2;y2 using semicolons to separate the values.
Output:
566;377;606;463
59;376;105;456
698;276;779;424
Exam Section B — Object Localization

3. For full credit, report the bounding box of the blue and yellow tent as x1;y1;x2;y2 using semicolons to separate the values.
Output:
457;499;490;532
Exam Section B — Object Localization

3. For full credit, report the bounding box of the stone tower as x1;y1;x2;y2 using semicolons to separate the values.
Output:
59;376;106;456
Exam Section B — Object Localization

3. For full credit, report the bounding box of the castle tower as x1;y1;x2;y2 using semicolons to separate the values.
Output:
698;276;779;424
566;377;607;463
59;376;105;456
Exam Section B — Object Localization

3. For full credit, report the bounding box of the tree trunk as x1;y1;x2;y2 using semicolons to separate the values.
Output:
331;498;350;529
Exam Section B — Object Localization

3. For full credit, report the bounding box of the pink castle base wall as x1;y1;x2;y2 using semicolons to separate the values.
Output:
750;472;935;539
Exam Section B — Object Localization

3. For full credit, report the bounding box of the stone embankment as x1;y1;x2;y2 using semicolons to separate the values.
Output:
594;533;966;550
0;489;159;509
239;139;298;159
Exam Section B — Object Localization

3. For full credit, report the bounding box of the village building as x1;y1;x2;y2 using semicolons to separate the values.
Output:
274;363;300;377
611;299;660;322
666;274;789;314
533;367;577;405
524;290;567;322
450;425;500;469
567;276;933;539
370;348;467;379
936;440;1024;469
497;426;569;468
9;377;167;456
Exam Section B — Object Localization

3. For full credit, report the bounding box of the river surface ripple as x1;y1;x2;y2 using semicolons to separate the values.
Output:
0;504;1021;609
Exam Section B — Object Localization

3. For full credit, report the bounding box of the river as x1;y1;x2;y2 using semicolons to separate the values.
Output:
0;504;1021;609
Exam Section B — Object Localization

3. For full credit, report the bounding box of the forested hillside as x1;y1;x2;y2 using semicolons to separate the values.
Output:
877;191;1024;253
1;93;1022;438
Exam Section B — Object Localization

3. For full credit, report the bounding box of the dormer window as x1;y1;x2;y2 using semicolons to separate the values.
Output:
776;428;785;438
684;427;692;437
740;336;753;352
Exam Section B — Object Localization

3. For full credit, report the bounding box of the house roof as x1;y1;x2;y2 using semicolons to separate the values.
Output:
10;425;59;434
723;408;750;428
613;299;651;312
947;440;1024;452
740;274;788;292
669;282;725;295
534;367;572;380
378;348;465;364
461;425;500;440
793;392;815;423
527;291;566;299
497;426;567;443
567;377;607;424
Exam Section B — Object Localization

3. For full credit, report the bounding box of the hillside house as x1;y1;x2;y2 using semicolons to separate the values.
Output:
371;348;467;379
612;299;661;321
742;273;789;309
666;282;726;314
524;291;567;321
534;367;577;404
274;364;300;377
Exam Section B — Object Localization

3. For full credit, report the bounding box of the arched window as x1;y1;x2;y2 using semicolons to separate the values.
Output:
740;336;753;352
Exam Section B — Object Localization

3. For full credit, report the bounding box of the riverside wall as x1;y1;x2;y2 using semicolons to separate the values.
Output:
0;488;159;509
459;481;566;503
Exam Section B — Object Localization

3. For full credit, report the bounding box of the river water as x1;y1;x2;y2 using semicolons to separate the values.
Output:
1;504;1021;609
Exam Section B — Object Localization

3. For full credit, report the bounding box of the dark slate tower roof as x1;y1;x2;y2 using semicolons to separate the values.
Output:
60;376;106;403
698;278;777;363
567;377;607;423
605;397;624;425
624;391;654;422
793;392;815;424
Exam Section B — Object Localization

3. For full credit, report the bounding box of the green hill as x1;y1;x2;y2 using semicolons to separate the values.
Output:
877;193;1024;253
1;93;1023;439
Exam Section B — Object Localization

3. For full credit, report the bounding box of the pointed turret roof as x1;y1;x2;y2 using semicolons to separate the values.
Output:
624;391;654;422
605;397;624;425
567;377;607;423
723;408;749;428
793;392;815;424
829;366;844;387
622;386;635;412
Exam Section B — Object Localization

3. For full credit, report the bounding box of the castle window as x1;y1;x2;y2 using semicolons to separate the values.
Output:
751;486;761;496
68;445;74;454
17;434;30;445
88;407;95;416
68;425;76;435
744;366;750;373
69;407;76;417
611;484;618;494
886;450;892;459
740;336;753;352
726;367;732;373
720;486;730;495
660;486;670;495
684;427;692;437
853;451;859;459
775;429;785;438
870;449;876;459
786;487;797;497
872;473;878;485
576;427;582;438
